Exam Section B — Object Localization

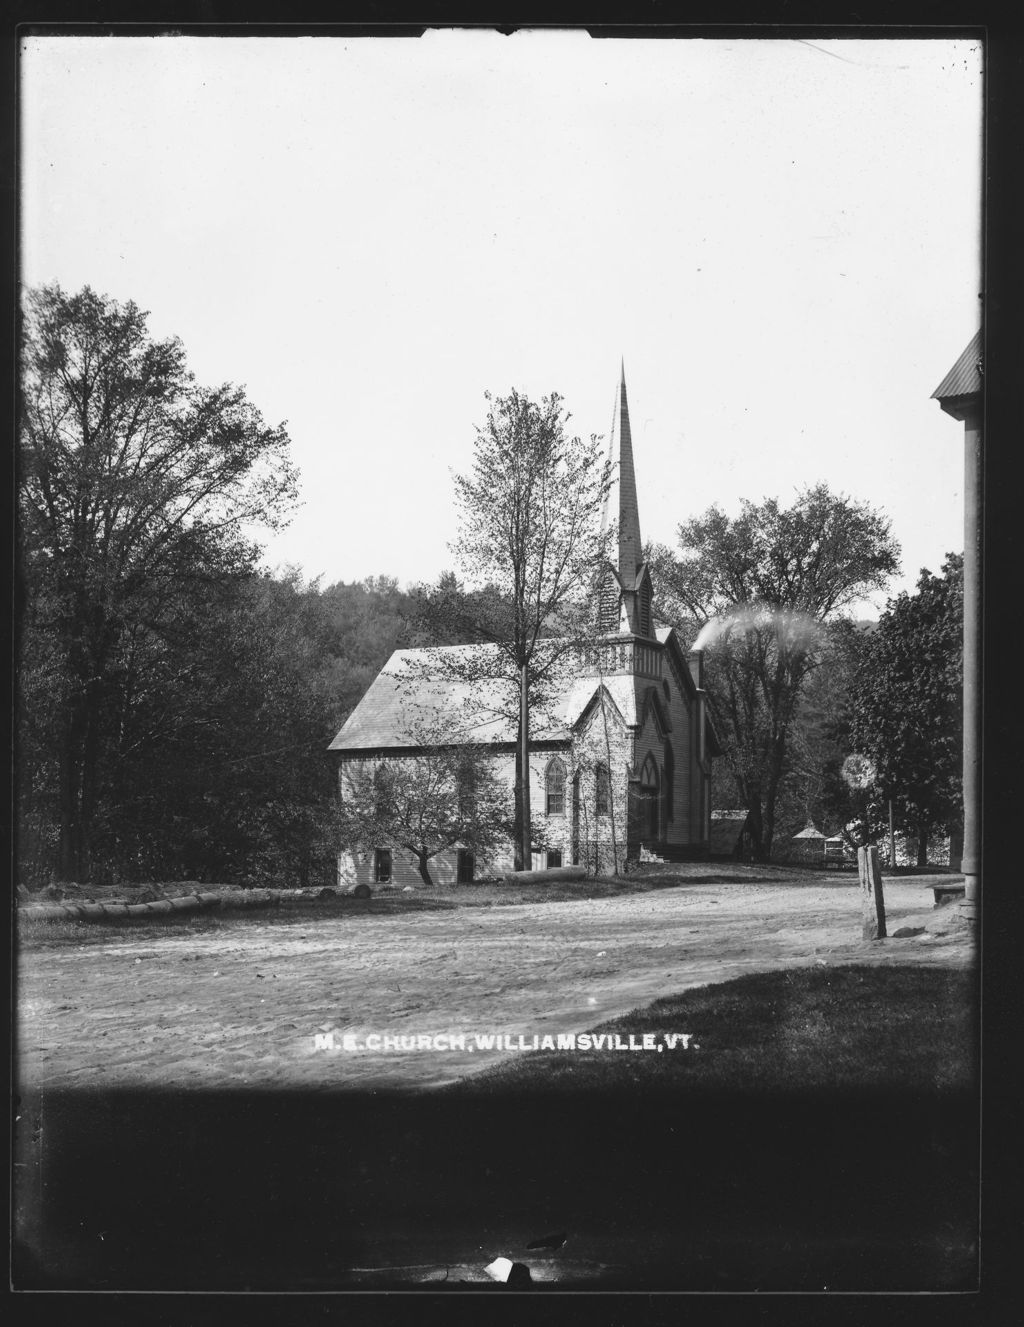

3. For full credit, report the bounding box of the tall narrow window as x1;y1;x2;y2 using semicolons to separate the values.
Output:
595;762;611;817
374;848;392;883
546;757;566;815
456;849;474;884
456;760;476;818
373;764;394;819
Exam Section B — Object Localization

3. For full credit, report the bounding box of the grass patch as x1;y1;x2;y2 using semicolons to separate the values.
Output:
15;909;230;949
14;893;464;950
449;965;977;1096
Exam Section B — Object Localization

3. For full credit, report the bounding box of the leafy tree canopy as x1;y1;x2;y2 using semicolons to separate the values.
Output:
654;484;900;859
831;554;963;861
18;283;297;881
417;389;613;869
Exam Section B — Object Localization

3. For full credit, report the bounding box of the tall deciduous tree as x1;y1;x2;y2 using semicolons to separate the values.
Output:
18;284;298;881
420;390;612;870
841;555;963;864
655;485;900;859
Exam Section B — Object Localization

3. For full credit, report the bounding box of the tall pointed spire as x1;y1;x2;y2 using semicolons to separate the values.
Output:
615;360;642;591
597;363;651;637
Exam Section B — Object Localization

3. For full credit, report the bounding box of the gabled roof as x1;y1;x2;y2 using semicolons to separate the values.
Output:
328;644;638;753
932;330;982;401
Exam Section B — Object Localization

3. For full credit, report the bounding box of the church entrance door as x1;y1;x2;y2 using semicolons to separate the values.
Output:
640;753;660;846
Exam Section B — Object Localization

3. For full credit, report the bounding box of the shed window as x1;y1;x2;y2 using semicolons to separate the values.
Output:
373;765;394;818
546;757;566;815
374;848;392;883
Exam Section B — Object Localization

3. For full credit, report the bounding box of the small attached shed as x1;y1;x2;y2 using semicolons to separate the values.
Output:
823;835;849;867
786;823;827;865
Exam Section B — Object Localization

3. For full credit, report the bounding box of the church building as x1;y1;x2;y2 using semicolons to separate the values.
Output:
329;369;720;887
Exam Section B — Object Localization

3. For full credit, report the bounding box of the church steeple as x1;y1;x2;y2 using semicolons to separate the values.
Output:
615;361;642;589
598;363;653;637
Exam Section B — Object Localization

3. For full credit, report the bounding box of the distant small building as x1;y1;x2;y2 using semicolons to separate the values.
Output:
778;823;852;867
822;835;849;868
785;822;827;865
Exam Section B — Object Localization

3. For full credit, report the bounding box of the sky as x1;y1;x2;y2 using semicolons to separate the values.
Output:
20;32;982;611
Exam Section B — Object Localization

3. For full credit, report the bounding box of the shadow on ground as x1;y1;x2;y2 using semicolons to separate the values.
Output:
14;1083;977;1292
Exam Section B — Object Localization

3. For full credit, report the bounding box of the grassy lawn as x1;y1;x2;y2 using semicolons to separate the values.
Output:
450;964;977;1095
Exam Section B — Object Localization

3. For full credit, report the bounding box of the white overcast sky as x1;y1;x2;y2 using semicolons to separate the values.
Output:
20;32;982;608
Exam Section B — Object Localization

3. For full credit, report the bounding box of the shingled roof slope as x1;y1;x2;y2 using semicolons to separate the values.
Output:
328;645;639;752
932;329;982;401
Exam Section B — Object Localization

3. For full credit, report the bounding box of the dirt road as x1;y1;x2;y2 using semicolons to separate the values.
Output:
17;875;971;1091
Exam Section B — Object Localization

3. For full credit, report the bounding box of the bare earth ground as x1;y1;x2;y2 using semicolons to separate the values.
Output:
16;866;973;1092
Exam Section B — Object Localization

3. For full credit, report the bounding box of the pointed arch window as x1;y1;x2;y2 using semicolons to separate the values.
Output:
546;757;566;816
595;762;611;817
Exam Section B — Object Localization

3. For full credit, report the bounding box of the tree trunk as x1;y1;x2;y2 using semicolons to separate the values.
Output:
762;780;779;861
948;824;964;872
916;823;929;868
78;683;104;882
56;612;108;883
416;852;435;887
57;696;86;882
517;660;532;872
512;766;524;873
743;780;764;861
761;730;790;862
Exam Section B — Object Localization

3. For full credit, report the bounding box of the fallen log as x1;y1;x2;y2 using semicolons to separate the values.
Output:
19;888;286;924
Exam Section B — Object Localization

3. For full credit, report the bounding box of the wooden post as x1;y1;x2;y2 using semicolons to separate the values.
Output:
858;844;887;940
